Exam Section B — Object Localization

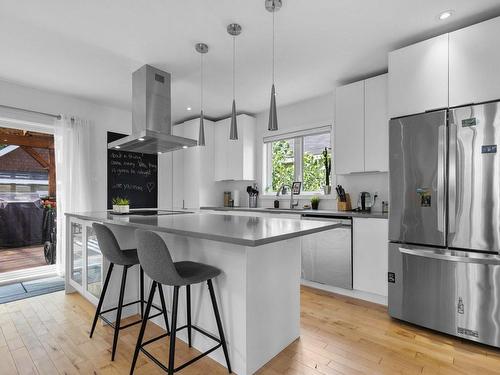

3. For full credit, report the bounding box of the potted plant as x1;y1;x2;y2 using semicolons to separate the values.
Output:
112;197;130;213
322;147;332;195
311;196;320;210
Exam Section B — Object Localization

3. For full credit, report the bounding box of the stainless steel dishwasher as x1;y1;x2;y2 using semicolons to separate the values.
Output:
300;215;352;289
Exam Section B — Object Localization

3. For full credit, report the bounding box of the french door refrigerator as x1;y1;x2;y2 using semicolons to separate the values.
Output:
388;101;500;347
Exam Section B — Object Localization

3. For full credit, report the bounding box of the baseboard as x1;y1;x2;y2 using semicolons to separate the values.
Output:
301;279;388;306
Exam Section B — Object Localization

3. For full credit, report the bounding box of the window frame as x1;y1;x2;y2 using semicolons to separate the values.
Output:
263;126;332;196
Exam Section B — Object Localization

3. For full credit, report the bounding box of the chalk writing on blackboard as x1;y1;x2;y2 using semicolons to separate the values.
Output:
107;132;158;209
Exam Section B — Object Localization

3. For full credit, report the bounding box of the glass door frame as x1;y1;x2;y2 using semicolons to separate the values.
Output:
65;216;104;305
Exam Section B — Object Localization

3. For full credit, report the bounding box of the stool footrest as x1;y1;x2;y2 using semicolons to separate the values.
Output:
100;299;161;315
98;300;163;331
139;323;222;373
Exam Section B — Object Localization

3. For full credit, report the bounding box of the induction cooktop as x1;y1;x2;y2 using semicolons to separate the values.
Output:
110;210;192;216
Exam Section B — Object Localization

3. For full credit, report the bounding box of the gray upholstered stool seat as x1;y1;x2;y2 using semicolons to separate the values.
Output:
90;223;169;362
130;230;231;375
114;248;140;266
164;261;221;286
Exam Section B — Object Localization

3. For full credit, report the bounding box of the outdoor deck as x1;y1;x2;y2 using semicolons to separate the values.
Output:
0;245;46;273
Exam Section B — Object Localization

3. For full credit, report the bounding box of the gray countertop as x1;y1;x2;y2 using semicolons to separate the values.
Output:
200;206;388;219
65;211;341;247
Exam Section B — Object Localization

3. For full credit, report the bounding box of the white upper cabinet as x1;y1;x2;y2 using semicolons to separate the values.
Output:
335;81;365;174
364;74;388;172
335;74;388;174
214;114;256;181
170;118;216;209
449;17;500;107
158;124;185;209
388;34;449;118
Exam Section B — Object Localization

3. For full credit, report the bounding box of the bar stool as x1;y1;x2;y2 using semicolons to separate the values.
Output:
130;229;231;375
90;223;170;361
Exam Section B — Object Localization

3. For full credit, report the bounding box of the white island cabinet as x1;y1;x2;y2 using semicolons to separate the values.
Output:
388;34;449;118
65;211;339;375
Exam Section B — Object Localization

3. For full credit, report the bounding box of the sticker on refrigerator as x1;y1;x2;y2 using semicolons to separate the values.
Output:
416;188;431;207
461;118;478;127
481;145;497;154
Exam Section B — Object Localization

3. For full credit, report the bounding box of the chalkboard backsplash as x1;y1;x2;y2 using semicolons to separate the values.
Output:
107;132;158;209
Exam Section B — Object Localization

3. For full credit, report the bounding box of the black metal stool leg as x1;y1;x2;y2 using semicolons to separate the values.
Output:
186;284;192;347
111;265;128;361
208;279;232;373
130;281;157;375
158;284;170;334
90;262;114;338
140;266;144;318
168;286;180;375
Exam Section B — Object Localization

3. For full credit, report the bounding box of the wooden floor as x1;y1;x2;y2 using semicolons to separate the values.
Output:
1;286;500;375
0;246;46;273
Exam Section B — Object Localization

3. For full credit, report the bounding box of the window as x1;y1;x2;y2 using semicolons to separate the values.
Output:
264;127;331;194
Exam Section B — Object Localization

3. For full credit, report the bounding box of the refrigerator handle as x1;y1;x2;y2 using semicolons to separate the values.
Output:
399;247;500;265
437;124;446;233
448;121;457;234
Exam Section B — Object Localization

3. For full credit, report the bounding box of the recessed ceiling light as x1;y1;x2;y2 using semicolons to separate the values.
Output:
439;10;453;20
182;145;188;149
138;137;145;141
157;151;162;155
187;107;192;111
115;146;121;149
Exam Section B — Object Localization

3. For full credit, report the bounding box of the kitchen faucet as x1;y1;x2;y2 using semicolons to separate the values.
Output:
277;184;299;209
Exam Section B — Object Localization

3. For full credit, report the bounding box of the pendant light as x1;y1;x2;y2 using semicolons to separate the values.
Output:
266;0;281;131
227;23;242;140
195;42;208;146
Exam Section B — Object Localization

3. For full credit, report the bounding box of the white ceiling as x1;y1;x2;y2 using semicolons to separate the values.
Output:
1;0;500;123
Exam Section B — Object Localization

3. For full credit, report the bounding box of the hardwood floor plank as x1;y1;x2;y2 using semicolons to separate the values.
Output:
2;287;500;375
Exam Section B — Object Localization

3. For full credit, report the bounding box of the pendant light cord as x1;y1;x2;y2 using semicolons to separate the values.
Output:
200;52;204;111
272;10;275;85
233;36;236;100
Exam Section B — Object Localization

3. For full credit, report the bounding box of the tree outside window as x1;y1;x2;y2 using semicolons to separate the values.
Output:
267;131;331;194
271;139;294;191
303;133;331;192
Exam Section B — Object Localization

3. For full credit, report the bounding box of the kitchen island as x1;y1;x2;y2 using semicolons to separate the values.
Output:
65;210;340;375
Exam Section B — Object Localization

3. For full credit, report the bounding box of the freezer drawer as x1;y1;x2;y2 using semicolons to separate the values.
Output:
389;110;447;247
388;242;500;347
449;103;500;253
301;217;352;289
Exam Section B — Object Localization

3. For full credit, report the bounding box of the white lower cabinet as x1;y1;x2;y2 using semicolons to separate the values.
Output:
352;218;388;296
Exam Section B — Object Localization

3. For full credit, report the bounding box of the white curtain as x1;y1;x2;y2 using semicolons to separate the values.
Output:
54;115;92;275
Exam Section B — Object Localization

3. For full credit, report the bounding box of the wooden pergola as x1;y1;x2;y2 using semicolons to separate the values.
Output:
0;127;56;197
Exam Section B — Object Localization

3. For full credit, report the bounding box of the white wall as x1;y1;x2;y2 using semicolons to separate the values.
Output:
0;79;132;211
212;92;389;210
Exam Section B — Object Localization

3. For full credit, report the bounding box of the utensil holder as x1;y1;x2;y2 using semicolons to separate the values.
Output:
337;193;352;211
249;196;258;208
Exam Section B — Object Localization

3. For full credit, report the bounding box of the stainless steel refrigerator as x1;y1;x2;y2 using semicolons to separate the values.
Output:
388;101;500;348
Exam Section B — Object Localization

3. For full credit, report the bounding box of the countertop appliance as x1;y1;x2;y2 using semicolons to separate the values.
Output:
388;101;500;348
108;65;197;154
301;215;352;289
356;191;375;212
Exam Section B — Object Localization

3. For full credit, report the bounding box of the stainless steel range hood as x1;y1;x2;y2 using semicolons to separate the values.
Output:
108;65;197;154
